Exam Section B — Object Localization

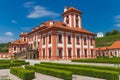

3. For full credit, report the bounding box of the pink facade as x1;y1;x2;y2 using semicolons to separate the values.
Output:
9;6;96;60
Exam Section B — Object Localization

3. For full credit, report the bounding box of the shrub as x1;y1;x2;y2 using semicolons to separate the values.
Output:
13;60;25;63
25;65;72;80
10;67;35;80
13;60;29;65
0;64;10;69
10;63;21;67
19;62;29;65
72;59;120;64
0;60;11;63
36;63;119;80
41;62;120;73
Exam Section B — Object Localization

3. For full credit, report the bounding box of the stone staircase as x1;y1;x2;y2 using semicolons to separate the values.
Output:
14;49;39;60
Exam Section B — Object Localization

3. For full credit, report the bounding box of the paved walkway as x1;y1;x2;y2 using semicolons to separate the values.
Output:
25;59;119;67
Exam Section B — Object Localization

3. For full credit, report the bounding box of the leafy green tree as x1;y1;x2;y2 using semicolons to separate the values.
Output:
111;29;119;35
105;32;111;36
0;42;10;52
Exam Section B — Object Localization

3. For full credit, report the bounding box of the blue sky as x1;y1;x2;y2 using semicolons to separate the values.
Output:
0;0;120;43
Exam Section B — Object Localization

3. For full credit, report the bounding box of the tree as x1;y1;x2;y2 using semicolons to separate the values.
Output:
105;32;111;36
111;29;119;35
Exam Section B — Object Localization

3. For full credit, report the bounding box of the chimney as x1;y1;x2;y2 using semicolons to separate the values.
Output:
64;6;67;12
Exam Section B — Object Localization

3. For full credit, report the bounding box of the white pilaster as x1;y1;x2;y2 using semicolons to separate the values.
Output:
69;15;72;27
79;16;82;28
74;14;76;28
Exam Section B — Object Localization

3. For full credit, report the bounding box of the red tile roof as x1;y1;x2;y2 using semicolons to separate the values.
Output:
11;40;27;45
109;41;120;49
96;41;120;50
62;7;82;15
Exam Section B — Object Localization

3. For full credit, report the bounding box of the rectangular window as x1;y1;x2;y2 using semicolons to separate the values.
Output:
58;49;62;58
49;35;51;43
110;52;112;56
58;34;62;43
68;35;71;44
77;49;80;58
90;38;93;46
76;36;80;44
14;47;16;51
68;49;71;58
91;49;94;57
24;37;26;41
43;36;45;45
76;20;79;27
20;47;22;51
84;37;87;45
84;49;87;57
43;49;45;58
49;48;51;59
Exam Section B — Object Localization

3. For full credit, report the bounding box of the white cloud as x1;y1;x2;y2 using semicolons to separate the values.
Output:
11;20;17;24
114;15;120;19
114;24;120;27
23;2;35;8
5;32;13;36
114;15;120;27
27;6;59;18
23;2;59;19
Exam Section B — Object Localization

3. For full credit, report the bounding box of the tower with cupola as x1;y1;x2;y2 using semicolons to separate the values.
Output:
62;6;82;28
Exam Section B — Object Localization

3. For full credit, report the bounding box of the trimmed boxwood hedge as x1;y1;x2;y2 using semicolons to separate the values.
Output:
10;67;35;80
13;60;25;63
0;60;11;63
72;59;120;64
10;63;21;67
25;65;72;80
13;61;29;65
41;62;120;74
0;64;10;69
36;63;119;80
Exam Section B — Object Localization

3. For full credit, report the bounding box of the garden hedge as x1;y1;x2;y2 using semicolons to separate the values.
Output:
0;64;10;69
10;63;21;67
41;62;120;73
13;60;25;63
13;60;29;65
0;60;11;63
72;59;120;64
10;67;35;80
36;63;119;80
25;65;72;80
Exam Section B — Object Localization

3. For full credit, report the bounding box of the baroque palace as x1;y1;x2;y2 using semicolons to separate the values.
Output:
9;6;96;60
